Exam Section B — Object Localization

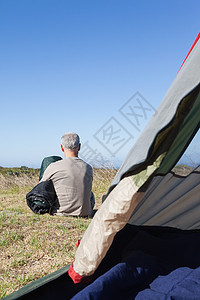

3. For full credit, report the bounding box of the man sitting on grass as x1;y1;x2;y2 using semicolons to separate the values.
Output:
40;132;94;217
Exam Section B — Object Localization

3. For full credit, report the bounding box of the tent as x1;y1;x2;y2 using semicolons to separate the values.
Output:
4;32;200;299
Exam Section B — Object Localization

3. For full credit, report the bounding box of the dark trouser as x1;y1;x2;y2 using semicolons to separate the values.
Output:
39;156;95;216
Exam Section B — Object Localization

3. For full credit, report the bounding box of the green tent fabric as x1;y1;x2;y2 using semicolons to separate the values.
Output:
3;32;200;300
3;266;70;300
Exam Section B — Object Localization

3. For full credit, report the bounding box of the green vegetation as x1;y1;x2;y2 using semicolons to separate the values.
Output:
0;166;117;298
0;166;40;177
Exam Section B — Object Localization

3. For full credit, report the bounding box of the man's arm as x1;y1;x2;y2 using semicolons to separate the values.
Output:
40;164;54;182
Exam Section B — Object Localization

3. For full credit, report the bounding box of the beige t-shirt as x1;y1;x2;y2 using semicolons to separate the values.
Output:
40;157;93;217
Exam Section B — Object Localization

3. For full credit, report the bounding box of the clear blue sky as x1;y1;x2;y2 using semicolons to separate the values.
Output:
0;0;199;168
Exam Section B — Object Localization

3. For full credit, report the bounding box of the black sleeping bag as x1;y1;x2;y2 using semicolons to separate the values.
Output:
26;180;59;215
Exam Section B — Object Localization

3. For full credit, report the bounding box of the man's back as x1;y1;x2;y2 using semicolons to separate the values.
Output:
40;157;93;216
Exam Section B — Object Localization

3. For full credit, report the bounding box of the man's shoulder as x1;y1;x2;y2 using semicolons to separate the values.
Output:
77;158;92;168
49;158;64;167
75;158;93;174
40;159;63;181
44;159;65;173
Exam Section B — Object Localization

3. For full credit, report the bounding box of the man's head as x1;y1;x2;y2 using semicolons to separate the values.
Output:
61;132;81;157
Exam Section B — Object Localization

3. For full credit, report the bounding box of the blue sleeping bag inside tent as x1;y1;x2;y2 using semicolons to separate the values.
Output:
71;224;200;300
71;251;167;300
72;262;200;300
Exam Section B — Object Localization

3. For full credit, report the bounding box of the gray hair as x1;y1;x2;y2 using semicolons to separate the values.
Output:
61;132;80;150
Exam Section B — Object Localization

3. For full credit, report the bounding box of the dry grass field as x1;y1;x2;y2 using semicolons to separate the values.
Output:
0;167;117;299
